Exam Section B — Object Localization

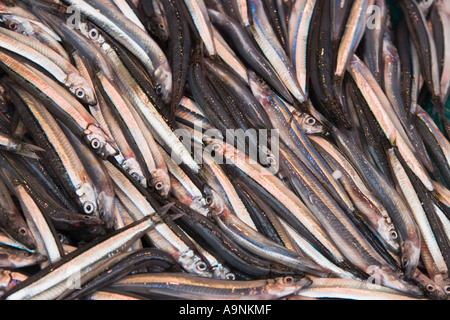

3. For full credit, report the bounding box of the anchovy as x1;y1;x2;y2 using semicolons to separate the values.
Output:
60;123;116;230
96;72;168;195
139;0;172;41
399;0;441;105
0;151;106;235
362;0;387;86
248;71;354;215
60;0;173;102
295;277;422;300
414;105;450;187
208;8;293;104
91;32;199;174
334;0;374;82
182;0;216;56
4;170;63;265
211;139;346;265
432;0;450;106
309;135;400;255
0;245;46;269
0;177;36;251
2;210;170;300
160;0;191;118
65;247;183;300
0;27;96;106
110;0;146;31
331;127;422;279
307;0;350;128
172;200;296;277
387;148;446;281
210;25;248;84
0;51;118;159
262;0;289;51
109;272;312;300
9;87;101;218
201;152;258;230
0;13;70;61
92;83;147;188
249;0;307;105
288;0;316;97
382;33;434;174
103;161;211;277
348;54;434;192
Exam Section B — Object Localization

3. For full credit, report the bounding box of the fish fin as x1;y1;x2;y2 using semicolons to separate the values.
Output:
15;142;45;159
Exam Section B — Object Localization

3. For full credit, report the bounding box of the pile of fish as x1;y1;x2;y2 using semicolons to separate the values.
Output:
0;0;449;300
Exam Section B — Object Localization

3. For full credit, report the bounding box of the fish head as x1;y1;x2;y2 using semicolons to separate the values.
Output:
374;266;423;298
148;16;169;42
177;249;212;277
8;223;37;252
67;74;97;106
2;15;32;36
76;180;100;217
85;124;119;158
417;0;435;13
247;70;272;105
419;279;449;300
81;24;106;47
96;189;116;230
19;250;47;265
401;240;421;278
294;112;325;134
122;158;147;188
154;64;172;103
150;168;171;199
269;276;312;296
201;185;223;217
3;249;47;268
376;217;401;254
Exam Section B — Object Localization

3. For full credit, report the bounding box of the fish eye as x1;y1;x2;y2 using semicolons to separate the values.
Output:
425;284;435;292
196;261;208;271
130;171;140;181
155;84;163;95
89;29;99;39
9;23;18;31
205;196;213;205
155;181;164;190
91;138;101;150
225;273;236;280
389;230;398;240
402;258;409;267
83;202;95;214
75;88;85;98
305;117;316;126
24;251;33;257
444;285;450;294
158;24;164;30
257;78;265;84
18;227;27;235
283;276;294;284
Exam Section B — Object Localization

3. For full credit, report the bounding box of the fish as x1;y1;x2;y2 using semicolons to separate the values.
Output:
109;272;312;300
